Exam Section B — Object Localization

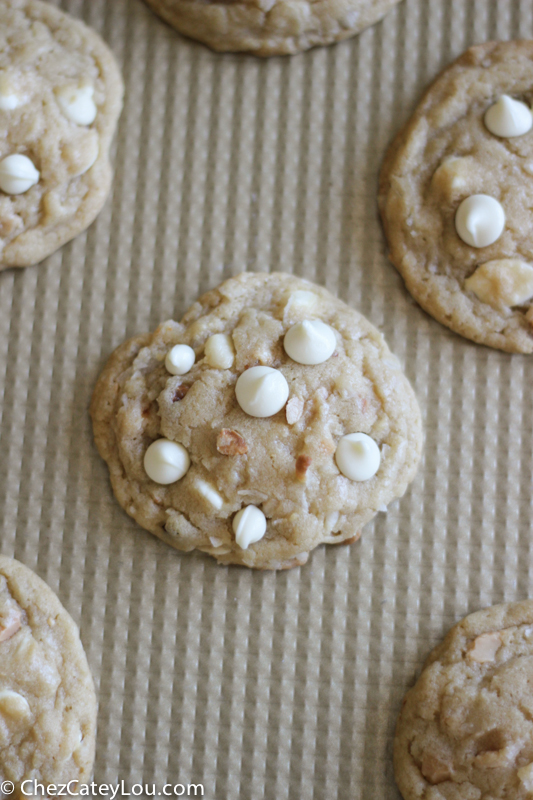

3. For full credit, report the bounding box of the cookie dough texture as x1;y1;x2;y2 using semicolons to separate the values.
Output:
0;556;96;796
379;41;533;353
395;601;533;800
0;0;123;269
143;0;402;56
91;272;422;570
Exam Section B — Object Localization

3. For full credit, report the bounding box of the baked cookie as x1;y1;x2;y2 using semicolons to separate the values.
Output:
0;556;96;796
143;0;403;56
379;41;533;353
395;600;533;800
0;0;123;269
91;272;422;570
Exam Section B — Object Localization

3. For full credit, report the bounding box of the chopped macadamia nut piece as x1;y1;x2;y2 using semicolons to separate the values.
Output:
465;260;533;310
421;754;452;785
216;429;248;456
0;689;31;721
431;157;476;199
0;605;22;642
518;762;533;791
286;396;304;424
474;747;514;769
205;333;235;369
283;290;318;322
467;632;501;663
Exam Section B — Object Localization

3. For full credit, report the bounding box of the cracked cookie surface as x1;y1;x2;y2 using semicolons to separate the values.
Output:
90;272;422;570
379;41;533;353
0;0;123;268
395;600;533;800
0;556;96;796
143;0;402;56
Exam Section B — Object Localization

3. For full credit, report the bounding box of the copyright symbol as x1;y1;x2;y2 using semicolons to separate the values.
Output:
1;782;14;796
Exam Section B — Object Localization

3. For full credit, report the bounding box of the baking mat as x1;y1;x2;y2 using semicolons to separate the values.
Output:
2;0;533;797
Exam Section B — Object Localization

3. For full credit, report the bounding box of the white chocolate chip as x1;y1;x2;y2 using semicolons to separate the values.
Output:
518;762;533;791
283;319;337;365
455;195;505;248
0;73;19;111
484;95;533;138
144;439;190;485
165;344;195;376
335;433;381;482
467;632;501;663
0;689;30;721
325;511;339;532
204;333;235;369
286;396;304;425
235;366;289;418
465;259;533;310
56;84;97;126
0;154;39;195
233;505;267;549
194;478;224;510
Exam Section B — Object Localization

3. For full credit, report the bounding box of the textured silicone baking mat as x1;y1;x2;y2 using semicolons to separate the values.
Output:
2;0;533;797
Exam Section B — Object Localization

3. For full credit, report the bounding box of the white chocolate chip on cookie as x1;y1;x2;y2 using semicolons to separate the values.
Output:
235;366;289;418
484;95;533;138
284;320;336;365
455;195;505;248
55;84;97;126
165;344;195;376
194;478;224;510
0;154;39;195
233;506;267;550
144;439;190;485
335;433;380;482
465;259;533;309
205;333;235;369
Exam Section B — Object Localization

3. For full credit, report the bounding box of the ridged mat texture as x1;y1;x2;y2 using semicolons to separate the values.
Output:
1;0;533;798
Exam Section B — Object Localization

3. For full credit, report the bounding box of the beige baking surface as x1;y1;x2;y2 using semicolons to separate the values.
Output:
1;0;533;797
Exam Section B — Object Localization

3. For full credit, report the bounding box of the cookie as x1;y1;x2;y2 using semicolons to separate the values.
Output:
90;272;422;570
394;601;533;800
0;556;96;796
379;41;533;353
0;0;123;269
143;0;403;56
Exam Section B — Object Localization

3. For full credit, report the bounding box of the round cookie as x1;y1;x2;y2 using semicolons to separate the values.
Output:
394;601;533;800
0;556;96;796
379;41;533;353
90;272;422;570
143;0;403;56
0;0;123;269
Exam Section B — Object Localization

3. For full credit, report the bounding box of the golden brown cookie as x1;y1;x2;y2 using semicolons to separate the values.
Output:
0;556;96;797
90;272;422;570
143;0;403;56
379;41;533;353
0;0;123;268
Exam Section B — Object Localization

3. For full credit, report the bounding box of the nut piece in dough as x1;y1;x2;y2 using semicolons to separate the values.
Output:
394;600;533;800
142;0;404;57
0;1;123;268
465;259;533;310
379;41;533;352
90;273;422;569
0;556;96;793
205;333;235;370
